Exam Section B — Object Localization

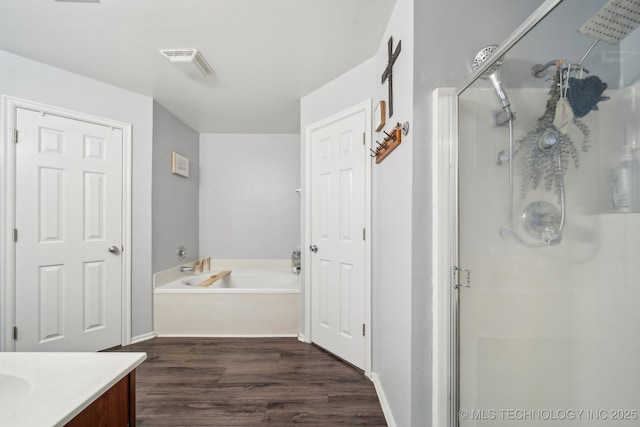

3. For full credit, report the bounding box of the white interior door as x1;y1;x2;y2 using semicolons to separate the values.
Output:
309;109;367;369
14;108;123;351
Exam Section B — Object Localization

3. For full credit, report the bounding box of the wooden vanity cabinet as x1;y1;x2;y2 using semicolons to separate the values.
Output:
65;370;136;427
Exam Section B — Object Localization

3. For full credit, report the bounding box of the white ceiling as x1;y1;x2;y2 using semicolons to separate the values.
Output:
0;0;397;133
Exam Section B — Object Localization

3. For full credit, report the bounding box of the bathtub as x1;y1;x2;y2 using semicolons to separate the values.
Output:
154;267;300;337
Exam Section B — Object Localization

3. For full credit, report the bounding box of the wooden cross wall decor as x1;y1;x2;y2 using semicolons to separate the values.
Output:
381;36;401;118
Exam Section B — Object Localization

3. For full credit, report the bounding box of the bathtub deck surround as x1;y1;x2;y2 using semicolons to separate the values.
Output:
153;258;291;288
178;257;212;274
153;259;300;337
153;258;214;288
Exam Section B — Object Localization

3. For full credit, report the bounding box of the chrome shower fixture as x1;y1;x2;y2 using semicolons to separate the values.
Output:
473;45;512;113
579;0;640;44
538;128;560;150
522;201;563;246
531;59;589;80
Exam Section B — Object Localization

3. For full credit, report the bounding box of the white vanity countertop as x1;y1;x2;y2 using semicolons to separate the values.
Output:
0;351;146;427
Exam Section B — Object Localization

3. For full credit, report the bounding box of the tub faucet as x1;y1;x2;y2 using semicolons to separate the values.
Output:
180;266;194;272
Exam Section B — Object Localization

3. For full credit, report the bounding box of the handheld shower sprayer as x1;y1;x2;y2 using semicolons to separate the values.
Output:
471;44;564;248
473;45;512;114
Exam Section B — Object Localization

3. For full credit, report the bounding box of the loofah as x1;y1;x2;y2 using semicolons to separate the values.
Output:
553;97;574;134
566;75;608;118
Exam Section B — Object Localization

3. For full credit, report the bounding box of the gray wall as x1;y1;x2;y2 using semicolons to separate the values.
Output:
411;1;545;425
152;102;200;273
199;133;300;259
371;0;414;424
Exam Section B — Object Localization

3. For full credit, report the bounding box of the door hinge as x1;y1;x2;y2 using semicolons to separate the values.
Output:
362;228;366;241
13;326;18;340
13;228;18;242
452;266;471;289
362;132;365;145
13;129;18;144
362;323;366;336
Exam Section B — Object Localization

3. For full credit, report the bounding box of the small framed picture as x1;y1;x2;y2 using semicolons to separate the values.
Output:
374;100;386;132
171;151;189;178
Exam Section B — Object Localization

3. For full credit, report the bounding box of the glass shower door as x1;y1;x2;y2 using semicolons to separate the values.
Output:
456;0;640;425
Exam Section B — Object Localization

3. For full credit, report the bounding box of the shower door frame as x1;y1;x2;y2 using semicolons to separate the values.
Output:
440;1;565;426
431;87;458;427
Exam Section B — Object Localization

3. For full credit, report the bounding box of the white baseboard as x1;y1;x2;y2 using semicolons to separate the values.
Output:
297;333;307;343
130;331;157;344
371;373;397;427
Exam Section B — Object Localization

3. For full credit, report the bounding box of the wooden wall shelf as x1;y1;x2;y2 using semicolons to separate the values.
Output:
373;125;402;164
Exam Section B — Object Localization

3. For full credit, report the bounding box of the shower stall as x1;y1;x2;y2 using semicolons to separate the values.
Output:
451;0;640;425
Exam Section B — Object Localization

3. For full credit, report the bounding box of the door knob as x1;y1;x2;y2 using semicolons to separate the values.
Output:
108;246;120;255
309;244;318;253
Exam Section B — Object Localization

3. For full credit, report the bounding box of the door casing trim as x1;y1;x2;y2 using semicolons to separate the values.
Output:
0;96;133;351
303;99;372;376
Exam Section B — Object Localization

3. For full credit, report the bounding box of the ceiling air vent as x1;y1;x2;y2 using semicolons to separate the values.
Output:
159;49;213;78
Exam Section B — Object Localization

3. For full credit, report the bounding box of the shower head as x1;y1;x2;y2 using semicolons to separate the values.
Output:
473;45;503;77
473;45;512;113
579;0;640;45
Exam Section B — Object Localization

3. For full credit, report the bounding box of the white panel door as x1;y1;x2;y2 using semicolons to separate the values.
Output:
15;108;123;351
310;110;366;368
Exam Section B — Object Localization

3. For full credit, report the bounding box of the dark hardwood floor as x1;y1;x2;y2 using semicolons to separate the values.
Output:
110;337;387;426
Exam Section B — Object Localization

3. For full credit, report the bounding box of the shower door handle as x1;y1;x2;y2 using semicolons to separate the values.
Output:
309;244;318;253
452;266;471;289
